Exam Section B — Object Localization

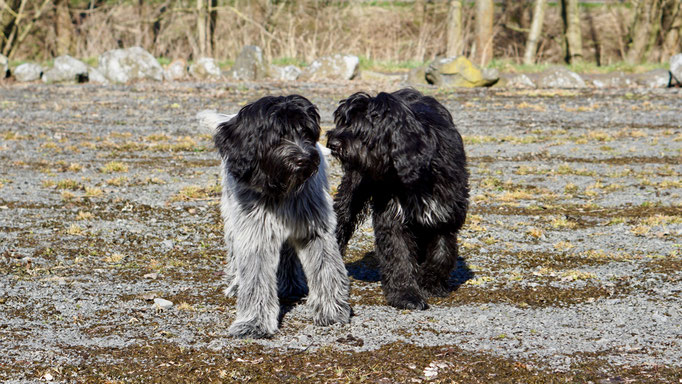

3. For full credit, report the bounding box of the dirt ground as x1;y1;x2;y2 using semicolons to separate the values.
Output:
0;81;681;383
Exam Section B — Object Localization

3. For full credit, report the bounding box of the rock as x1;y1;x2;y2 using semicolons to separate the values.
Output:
299;54;359;81
0;54;8;78
228;45;267;81
153;298;173;310
633;68;671;88
425;56;498;87
189;57;222;79
584;71;635;88
407;66;428;85
500;73;536;88
97;46;163;84
535;67;586;88
671;53;682;85
356;70;403;83
164;59;187;81
268;64;301;81
42;55;89;84
87;66;109;84
13;63;43;82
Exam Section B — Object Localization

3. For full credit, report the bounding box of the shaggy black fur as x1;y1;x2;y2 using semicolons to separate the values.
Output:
328;88;469;310
214;94;321;198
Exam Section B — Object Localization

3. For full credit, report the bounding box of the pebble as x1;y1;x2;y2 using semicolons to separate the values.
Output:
153;298;173;310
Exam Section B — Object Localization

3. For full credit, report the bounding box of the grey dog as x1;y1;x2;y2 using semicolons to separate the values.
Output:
197;95;351;339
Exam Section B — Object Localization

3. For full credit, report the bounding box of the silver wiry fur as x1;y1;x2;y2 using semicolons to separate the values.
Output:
198;110;351;339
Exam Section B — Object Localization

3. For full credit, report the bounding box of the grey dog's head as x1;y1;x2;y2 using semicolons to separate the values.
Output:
214;95;321;197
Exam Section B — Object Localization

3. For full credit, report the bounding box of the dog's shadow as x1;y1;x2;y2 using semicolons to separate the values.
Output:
345;251;474;292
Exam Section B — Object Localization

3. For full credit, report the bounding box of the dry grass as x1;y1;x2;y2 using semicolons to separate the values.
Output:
100;162;129;174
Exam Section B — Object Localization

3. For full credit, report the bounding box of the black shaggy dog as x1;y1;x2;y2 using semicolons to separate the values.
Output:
327;88;469;310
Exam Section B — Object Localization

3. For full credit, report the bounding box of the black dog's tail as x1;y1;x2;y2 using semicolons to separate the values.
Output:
196;110;237;134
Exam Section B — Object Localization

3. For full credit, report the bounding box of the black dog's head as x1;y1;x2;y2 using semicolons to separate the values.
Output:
214;95;321;197
328;89;436;185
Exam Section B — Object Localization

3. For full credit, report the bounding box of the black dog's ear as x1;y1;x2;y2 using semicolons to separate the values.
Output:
214;113;258;181
368;92;434;185
333;92;371;129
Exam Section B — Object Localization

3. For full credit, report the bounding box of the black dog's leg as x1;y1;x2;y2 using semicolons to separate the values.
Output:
333;170;371;256
373;200;428;310
276;242;308;302
419;227;459;297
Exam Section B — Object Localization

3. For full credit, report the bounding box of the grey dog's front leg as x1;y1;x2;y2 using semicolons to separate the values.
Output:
228;236;281;339
295;231;351;326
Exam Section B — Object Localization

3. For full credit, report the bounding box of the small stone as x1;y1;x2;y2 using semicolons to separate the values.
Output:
42;373;54;381
406;66;428;85
143;273;159;279
153;298;173;310
189;57;222;79
669;53;682;85
164;59;187;81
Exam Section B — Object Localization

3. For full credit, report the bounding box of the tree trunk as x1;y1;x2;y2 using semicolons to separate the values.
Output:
0;0;21;55
626;0;654;64
523;0;545;65
209;0;217;56
474;0;494;66
446;0;463;58
661;0;681;61
197;0;207;57
54;0;74;55
561;0;583;64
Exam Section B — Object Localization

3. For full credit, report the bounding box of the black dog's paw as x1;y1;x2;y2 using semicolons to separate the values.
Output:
386;289;429;310
419;279;451;298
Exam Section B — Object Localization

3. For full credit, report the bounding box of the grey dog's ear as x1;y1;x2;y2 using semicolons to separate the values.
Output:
214;112;259;181
368;92;434;185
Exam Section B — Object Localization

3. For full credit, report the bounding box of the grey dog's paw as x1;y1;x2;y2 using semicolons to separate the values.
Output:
228;321;275;339
314;301;352;326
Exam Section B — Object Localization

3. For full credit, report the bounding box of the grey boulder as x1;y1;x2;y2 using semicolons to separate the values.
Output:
535;67;586;88
299;54;359;81
228;45;267;81
42;55;89;83
14;63;43;82
268;64;301;81
585;71;635;88
634;69;671;88
97;46;163;84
